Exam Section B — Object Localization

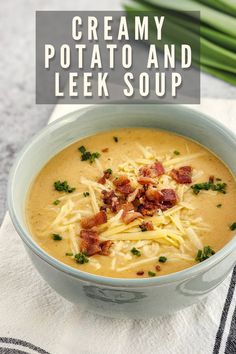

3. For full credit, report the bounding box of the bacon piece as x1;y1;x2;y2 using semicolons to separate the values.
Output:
138;177;156;185
138;202;158;216
209;175;214;183
113;175;134;195
101;190;123;212
98;169;112;185
145;187;163;202
127;188;140;203
160;188;178;207
170;166;192;184
99;240;113;256
152;162;165;177
80;229;101;256
122;211;143;224
98;175;106;185
139;221;154;231
80;210;107;229
102;148;109;153
139;162;165;178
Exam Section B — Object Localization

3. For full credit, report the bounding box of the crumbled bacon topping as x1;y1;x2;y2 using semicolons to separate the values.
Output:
139;221;154;231
122;211;143;224
139;162;165;178
80;230;112;256
170;166;192;184
113;175;134;195
80;210;107;229
99;240;113;256
102;148;109;153
137;177;156;185
98;169;112;185
80;229;101;256
101;190;124;212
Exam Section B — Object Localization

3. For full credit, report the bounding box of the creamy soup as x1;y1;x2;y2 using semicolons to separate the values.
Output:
26;128;236;278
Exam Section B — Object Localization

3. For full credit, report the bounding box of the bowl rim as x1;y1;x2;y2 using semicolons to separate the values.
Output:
7;104;236;288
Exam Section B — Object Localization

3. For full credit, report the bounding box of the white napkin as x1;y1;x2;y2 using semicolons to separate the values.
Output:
1;99;236;354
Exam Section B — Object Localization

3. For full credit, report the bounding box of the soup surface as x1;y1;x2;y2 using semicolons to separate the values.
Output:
27;128;236;278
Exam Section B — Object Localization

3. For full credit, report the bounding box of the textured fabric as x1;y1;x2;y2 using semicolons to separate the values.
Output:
0;99;236;354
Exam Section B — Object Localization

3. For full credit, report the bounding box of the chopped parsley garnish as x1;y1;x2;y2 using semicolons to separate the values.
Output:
191;182;227;195
54;180;76;193
78;146;100;163
216;204;222;208
230;222;236;231
113;136;118;142
83;191;90;197
174;150;180;155
195;246;215;262
65;252;73;256
53;199;60;205
159;256;167;263
148;271;156;277
105;168;112;175
52;234;62;241
131;247;141;257
75;252;89;264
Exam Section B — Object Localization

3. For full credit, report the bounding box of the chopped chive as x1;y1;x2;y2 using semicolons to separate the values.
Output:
53;199;60;205
191;182;227;195
78;145;86;153
78;146;100;163
131;247;141;257
83;191;90;197
148;271;156;277
75;252;89;264
105;168;112;175
173;150;180;155
195;246;215;262
113;136;118;142
230;222;236;231
52;234;62;241
65;252;73;256
216;204;222;208
54;180;76;193
159;256;167;263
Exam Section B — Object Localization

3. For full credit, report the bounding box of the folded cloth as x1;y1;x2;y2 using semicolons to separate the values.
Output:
0;99;236;354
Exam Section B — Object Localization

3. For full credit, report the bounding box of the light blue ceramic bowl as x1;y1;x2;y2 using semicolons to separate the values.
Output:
8;104;236;319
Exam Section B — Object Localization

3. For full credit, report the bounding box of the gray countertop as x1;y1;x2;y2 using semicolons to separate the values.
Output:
0;0;236;224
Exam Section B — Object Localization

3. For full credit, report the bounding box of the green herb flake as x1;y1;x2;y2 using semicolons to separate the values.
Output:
195;246;215;262
216;204;222;208
54;180;76;193
105;168;112;175
131;247;141;257
83;191;90;197
148;271;156;277
65;252;73;256
78;145;86;153
52;234;62;241
159;256;167;263
53;199;60;205
75;252;89;264
230;222;236;231
191;182;227;195
173;150;180;155
78;146;100;164
113;136;119;143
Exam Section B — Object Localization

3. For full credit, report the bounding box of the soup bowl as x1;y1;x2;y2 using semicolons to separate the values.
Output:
8;104;236;319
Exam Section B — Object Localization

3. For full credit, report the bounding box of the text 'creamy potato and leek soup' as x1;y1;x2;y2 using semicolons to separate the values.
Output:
26;128;236;278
